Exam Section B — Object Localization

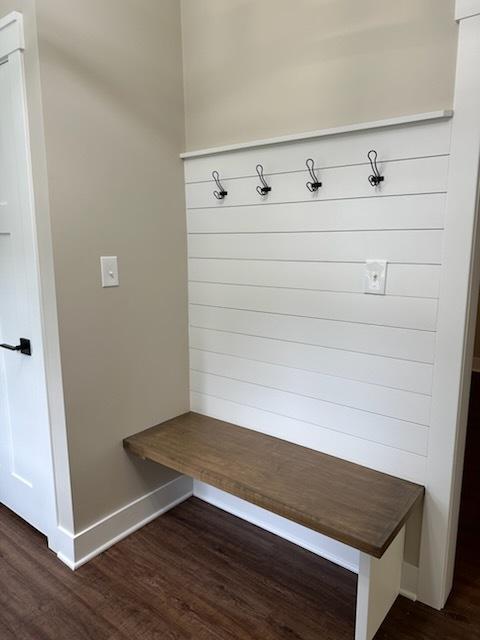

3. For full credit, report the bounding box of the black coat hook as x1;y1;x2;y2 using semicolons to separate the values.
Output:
212;171;228;200
306;158;322;192
256;164;271;196
368;150;384;187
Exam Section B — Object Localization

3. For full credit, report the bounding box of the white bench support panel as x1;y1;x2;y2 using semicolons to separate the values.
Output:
355;526;406;640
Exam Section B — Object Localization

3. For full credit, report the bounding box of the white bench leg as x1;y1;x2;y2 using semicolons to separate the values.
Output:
355;526;405;640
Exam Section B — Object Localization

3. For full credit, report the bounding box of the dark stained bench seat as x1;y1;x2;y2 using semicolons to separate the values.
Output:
124;411;425;639
123;411;423;559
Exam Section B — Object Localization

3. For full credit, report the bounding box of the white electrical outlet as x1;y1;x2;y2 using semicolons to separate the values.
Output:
101;256;119;287
364;260;387;295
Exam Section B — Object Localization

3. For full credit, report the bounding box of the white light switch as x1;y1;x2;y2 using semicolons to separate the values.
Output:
101;256;119;287
364;260;387;295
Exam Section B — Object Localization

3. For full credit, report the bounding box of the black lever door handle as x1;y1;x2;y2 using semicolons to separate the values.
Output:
0;338;32;356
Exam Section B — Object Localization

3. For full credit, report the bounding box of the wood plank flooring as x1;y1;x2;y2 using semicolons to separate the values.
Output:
1;377;480;639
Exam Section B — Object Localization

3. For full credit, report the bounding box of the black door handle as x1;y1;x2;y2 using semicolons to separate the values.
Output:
0;338;32;356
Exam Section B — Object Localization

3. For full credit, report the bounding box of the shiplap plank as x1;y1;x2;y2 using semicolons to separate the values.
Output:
184;119;451;183
190;393;427;484
188;230;443;264
186;157;448;209
189;260;441;298
190;372;428;455
190;349;431;425
188;283;438;331
189;306;436;363
189;327;433;394
187;194;446;233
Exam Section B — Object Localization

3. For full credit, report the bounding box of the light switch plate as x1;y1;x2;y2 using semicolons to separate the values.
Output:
101;256;119;287
364;260;387;295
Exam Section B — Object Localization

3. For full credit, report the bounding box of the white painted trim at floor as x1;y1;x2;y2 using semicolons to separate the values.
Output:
401;562;419;602
193;480;418;601
193;480;358;572
55;475;193;570
472;357;480;372
180;110;453;159
53;474;419;601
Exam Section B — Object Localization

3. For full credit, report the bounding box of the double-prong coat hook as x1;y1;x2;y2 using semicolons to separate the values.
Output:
367;150;384;187
306;158;322;192
212;170;228;200
256;164;271;196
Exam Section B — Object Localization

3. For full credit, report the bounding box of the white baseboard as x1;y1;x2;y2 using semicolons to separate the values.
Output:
472;357;480;372
193;480;359;573
51;473;418;602
400;562;419;601
54;475;193;570
194;480;418;601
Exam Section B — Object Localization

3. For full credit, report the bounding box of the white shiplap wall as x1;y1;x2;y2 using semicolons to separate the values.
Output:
184;117;451;490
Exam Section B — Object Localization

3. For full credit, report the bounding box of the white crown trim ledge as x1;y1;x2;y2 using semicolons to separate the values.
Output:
180;111;453;159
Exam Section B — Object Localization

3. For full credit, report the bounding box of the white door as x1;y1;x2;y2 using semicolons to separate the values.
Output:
0;49;56;535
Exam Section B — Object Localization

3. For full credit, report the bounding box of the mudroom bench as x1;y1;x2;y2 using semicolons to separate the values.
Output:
124;412;424;640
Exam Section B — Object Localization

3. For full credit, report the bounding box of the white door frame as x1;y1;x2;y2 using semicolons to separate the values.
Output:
0;11;74;552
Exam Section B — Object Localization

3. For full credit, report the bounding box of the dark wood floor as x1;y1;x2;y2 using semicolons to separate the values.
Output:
1;379;480;639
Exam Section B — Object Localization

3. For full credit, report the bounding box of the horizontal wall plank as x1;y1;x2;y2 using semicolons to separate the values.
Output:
184;119;451;183
190;392;427;485
188;283;438;331
190;349;431;425
188;230;443;264
189;327;433;394
187;194;446;233
190;371;428;455
189;260;441;298
186;157;448;209
189;306;436;363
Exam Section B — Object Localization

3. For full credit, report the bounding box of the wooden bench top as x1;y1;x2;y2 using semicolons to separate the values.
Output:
124;412;424;558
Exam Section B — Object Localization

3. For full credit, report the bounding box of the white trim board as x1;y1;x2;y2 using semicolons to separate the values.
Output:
0;9;75;545
53;469;420;601
193;480;418;601
54;476;193;570
180;111;453;159
417;7;480;609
